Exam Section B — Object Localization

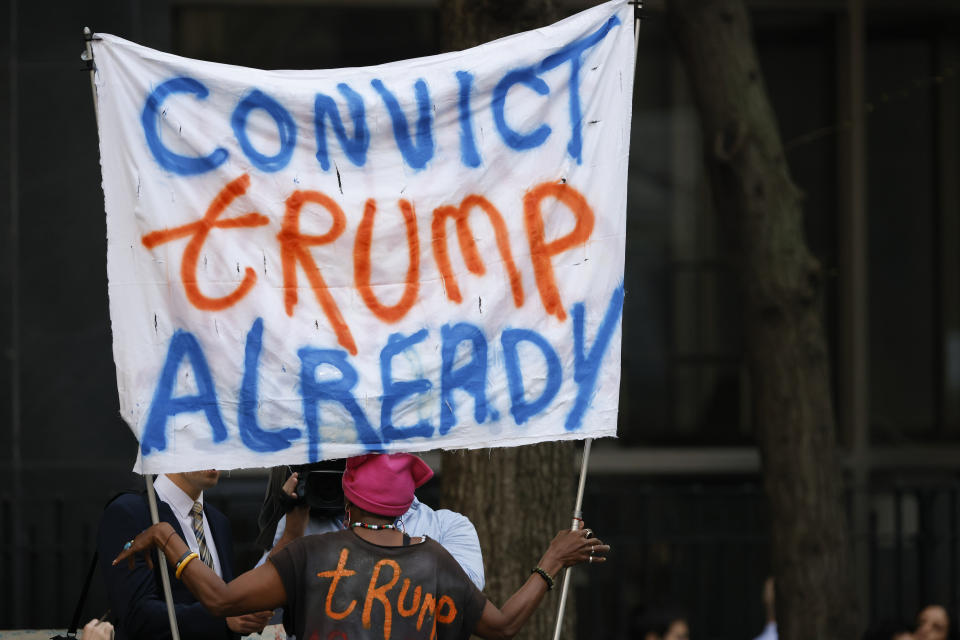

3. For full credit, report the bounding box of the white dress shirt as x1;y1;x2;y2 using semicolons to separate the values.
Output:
753;621;778;640
155;474;224;578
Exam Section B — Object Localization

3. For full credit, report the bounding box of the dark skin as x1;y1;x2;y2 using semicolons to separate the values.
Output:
166;471;273;634
115;473;609;640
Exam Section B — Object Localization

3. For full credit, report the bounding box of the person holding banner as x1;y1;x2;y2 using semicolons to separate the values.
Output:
113;453;608;640
255;461;485;589
97;470;273;639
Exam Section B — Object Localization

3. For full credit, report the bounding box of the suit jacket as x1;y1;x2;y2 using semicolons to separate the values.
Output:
97;491;239;640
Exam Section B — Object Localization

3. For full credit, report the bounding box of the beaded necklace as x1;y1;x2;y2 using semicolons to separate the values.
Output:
350;521;397;530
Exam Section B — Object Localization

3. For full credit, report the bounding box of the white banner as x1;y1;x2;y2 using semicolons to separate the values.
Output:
93;0;634;474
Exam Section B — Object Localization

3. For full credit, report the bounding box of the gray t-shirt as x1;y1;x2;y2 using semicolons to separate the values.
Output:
270;529;487;640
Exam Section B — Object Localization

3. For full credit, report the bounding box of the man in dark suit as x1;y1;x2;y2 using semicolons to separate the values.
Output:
97;470;271;639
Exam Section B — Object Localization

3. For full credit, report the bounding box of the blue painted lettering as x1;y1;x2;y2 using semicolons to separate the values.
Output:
299;347;382;463
491;69;552;151
380;330;435;442
501;328;562;425
238;318;301;451
439;323;490;434
141;77;228;176
538;15;621;164
314;83;370;170
456;71;482;168
141;329;228;455
370;78;434;170
231;89;297;172
565;284;624;430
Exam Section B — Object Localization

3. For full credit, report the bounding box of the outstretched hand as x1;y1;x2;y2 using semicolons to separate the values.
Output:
541;523;609;573
112;522;175;571
227;610;273;635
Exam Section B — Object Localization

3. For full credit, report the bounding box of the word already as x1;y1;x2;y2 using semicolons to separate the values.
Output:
141;16;619;175
316;548;456;640
142;174;595;356
139;284;624;462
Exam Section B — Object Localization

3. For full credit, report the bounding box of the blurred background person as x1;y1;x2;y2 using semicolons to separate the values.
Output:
752;577;777;640
81;618;115;640
915;605;951;640
634;606;690;640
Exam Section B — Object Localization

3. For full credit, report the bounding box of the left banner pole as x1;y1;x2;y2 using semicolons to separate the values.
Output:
81;27;181;640
146;474;183;640
81;28;99;128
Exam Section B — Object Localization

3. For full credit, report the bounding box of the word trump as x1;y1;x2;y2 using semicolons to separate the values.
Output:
141;174;597;356
315;548;457;640
140;16;620;176
140;284;623;462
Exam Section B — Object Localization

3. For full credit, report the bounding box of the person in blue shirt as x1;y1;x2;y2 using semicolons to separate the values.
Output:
254;459;485;588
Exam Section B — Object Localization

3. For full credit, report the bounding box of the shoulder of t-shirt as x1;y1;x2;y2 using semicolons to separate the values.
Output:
425;537;487;622
285;528;351;552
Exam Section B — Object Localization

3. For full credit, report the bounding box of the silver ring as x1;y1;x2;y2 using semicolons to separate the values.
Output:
583;529;592;537
590;545;596;555
123;540;133;550
588;555;593;563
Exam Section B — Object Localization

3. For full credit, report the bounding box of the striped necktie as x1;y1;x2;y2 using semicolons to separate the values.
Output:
190;501;213;568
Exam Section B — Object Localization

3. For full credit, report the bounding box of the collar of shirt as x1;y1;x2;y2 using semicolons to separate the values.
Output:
407;497;421;513
155;474;204;520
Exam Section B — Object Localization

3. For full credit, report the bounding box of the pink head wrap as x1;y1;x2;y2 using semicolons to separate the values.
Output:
342;453;434;516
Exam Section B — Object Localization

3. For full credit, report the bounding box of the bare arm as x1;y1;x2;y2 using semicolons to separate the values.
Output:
474;525;609;640
113;522;287;617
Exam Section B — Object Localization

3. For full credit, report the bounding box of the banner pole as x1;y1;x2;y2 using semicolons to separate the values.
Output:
551;3;641;637
145;474;183;640
83;31;180;639
81;28;99;128
551;438;593;640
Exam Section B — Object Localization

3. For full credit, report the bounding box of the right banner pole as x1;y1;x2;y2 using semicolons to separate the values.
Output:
550;1;641;636
550;437;594;640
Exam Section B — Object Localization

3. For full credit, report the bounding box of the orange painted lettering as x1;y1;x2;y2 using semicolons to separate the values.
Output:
354;199;420;323
416;592;435;632
431;195;524;307
362;558;400;640
435;595;457;624
397;579;422;617
316;547;358;621
523;181;595;321
277;190;357;355
141;174;269;311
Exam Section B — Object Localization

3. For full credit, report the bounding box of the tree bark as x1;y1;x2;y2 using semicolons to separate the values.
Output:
441;444;576;639
665;1;858;639
437;3;578;639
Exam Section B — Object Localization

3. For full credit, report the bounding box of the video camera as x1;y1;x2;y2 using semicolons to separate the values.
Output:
293;469;344;515
256;460;346;550
288;460;345;517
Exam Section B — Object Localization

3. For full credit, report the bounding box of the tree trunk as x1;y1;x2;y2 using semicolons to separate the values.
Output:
437;6;578;640
665;1;858;639
441;444;576;639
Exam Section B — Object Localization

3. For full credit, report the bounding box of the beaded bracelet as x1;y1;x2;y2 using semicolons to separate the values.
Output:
175;552;199;580
531;566;555;591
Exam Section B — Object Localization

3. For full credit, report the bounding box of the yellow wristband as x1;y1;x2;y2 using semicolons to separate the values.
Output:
175;552;199;579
